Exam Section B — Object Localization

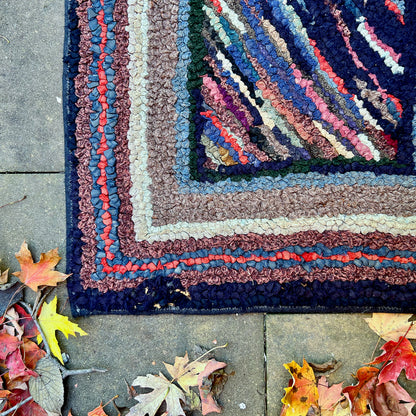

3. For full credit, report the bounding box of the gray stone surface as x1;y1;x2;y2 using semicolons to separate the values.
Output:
61;313;265;416
0;173;66;271
265;314;416;416
0;0;65;172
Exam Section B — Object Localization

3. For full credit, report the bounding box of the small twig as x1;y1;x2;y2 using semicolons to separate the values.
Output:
60;367;107;379
0;395;32;416
0;195;27;209
18;301;52;358
370;336;382;362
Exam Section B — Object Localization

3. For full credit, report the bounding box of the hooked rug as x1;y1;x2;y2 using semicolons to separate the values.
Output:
64;0;416;315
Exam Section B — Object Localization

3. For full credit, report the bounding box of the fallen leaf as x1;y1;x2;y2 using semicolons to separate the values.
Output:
370;337;416;384
282;359;318;416
164;352;207;393
0;333;21;360
0;269;8;285
318;376;344;413
0;283;23;316
21;338;46;369
128;373;185;416
87;403;110;415
331;399;351;416
5;307;24;339
197;360;227;415
37;296;87;364
343;366;379;416
13;242;69;292
5;348;37;381
373;381;415;416
29;357;64;414
14;304;39;338
309;359;342;377
364;314;416;342
4;388;48;416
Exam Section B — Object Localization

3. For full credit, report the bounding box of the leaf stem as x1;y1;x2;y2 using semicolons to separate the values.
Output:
60;367;107;379
0;395;33;416
0;195;27;210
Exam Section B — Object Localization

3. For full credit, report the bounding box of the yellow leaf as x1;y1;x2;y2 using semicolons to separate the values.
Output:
364;313;416;342
282;359;318;416
13;242;70;292
37;297;87;364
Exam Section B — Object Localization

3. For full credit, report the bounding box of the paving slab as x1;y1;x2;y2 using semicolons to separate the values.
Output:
0;0;65;172
265;314;416;416
0;173;66;270
60;313;265;416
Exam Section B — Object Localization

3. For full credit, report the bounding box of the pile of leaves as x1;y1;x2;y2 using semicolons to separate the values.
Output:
0;242;89;415
280;314;416;416
126;347;230;416
0;242;230;416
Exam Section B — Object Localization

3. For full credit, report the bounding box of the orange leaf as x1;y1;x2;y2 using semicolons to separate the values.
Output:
343;366;379;416
282;359;318;416
88;403;109;416
12;242;69;292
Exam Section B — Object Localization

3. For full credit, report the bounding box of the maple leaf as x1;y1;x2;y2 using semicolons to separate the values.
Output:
164;352;207;393
343;366;379;416
0;333;21;360
128;372;186;416
282;359;318;416
197;359;227;415
370;337;416;384
5;348;37;381
364;314;416;342
37;296;87;364
12;242;70;291
318;376;344;414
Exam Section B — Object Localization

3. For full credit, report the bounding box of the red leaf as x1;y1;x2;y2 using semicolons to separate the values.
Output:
5;349;37;381
0;333;22;360
21;339;46;370
370;337;416;384
373;381;415;416
13;304;39;338
5;388;47;416
343;366;379;416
